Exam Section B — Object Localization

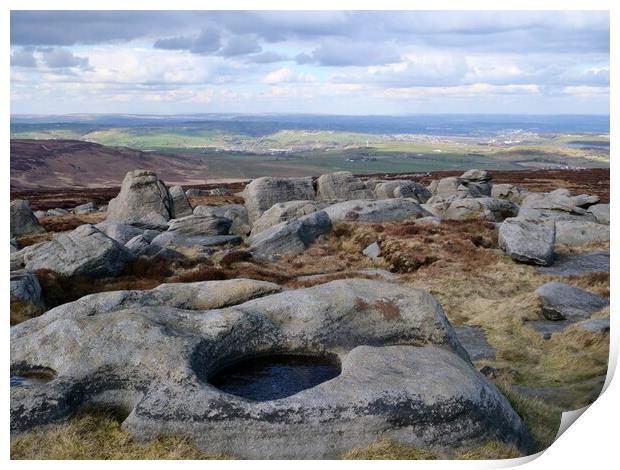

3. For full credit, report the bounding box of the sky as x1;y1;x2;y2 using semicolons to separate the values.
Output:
9;10;610;115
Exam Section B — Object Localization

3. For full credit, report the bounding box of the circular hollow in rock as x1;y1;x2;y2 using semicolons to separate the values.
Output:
209;354;341;401
10;366;57;387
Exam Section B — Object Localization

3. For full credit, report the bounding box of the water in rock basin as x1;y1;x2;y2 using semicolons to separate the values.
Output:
210;354;341;401
11;369;56;387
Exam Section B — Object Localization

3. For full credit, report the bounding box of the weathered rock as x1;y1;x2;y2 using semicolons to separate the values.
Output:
249;211;332;257
460;169;491;182
535;282;609;321
125;235;150;255
13;224;133;278
586;204;610;225
34;210;46;219
324;199;431;224
95;222;144;245
151;232;241;249
124;212;170;231
518;191;598;222
46;208;69;216
251;200;323;236
242;177;315;224
430;177;461;198
107;170;174;222
10;200;45;237
10;279;533;457
442;198;518;222
454;326;496;361
362;242;381;260
194;204;250;236
316;172;373;201
167;215;232;238
537;251;609;277
574;317;610;334
141;229;161;243
555;220;609;246
185;188;210;198
10;238;20;253
10;271;44;311
414;216;443;226
208;187;230;196
73;202;98;214
498;218;555;266
374;180;431;202
491;184;527;204
169;185;193;218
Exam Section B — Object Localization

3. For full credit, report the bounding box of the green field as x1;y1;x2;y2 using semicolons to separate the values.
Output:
10;123;609;177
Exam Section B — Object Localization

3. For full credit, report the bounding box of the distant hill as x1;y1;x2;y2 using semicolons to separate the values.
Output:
10;139;210;190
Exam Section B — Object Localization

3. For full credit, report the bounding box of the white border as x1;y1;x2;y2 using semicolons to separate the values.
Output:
3;1;616;468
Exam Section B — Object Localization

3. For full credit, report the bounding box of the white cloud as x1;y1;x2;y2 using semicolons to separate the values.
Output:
264;67;316;84
563;86;609;99
380;83;541;99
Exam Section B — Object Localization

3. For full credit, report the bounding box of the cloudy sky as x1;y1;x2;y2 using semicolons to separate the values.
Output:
10;10;610;115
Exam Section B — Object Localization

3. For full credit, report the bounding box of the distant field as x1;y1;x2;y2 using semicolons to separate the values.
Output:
10;119;609;179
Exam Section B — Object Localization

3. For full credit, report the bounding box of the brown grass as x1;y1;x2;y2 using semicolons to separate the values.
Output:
10;409;231;460
167;266;227;283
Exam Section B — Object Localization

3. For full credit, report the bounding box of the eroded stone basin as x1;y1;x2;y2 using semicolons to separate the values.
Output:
10;367;57;387
209;354;341;401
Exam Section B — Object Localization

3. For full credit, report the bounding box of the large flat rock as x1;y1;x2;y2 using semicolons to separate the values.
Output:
10;279;533;458
537;251;609;276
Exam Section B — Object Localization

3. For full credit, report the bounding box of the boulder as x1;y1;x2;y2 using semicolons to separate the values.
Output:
10;279;533;458
323;199;431;224
194;204;250;236
106;170;174;222
169;185;193;218
499;218;555;266
242;177;315;224
251;200;323;236
95;222;144;245
374;180;431;202
537;251;609;277
10;238;20;253
150;232;241;249
185;188;210;198
125;235;150;256
535;282;609;322
13;224;133;278
362;242;381;260
46;208;69;216
141;229;161;243
316;172;373;201
34;210;46;219
555;220;609;246
460;169;491;182
491;184;527;205
518;191;598;222
442;198;518;222
10;271;44;312
574;317;610;334
587;204;610;225
10;200;45;237
429;177;461;198
123;212;170;231
249;211;332;257
167;215;232;237
73;202;98;215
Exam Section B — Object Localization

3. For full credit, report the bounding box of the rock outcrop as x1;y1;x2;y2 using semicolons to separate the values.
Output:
324;199;431;224
11;224;133;278
10;200;45;237
242;177;315;224
374;180;431;202
107;170;174;223
249;211;332;257
251;200;323;236
440;197;518;222
499;218;555;266
10;279;533;458
193;205;250;236
316;172;373;201
535;282;609;321
587;203;610;224
554;220;609;246
167;215;232;238
169;185;193;218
